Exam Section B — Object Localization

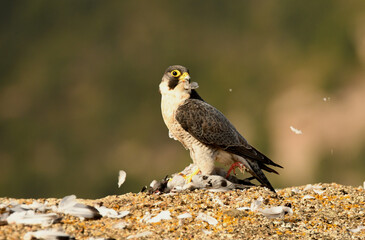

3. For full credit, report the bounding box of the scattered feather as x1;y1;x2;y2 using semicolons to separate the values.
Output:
58;195;101;220
9;200;19;206
202;229;212;235
250;197;263;212
10;201;49;213
291;188;301;194
9;204;29;213
210;194;224;206
127;231;153;239
140;211;152;223
259;206;293;219
177;213;192;219
118;170;127;188
147;210;171;223
95;206;117;218
313;188;325;195
304;184;325;195
303;195;315;200
237;207;250;211
303;184;313;191
6;210;59;226
27;201;48;210
23;228;74;240
95;206;129;219
9;201;49;213
290;126;302;135
58;195;77;209
348;226;365;233
113;221;127;229
196;213;218;226
117;210;130;218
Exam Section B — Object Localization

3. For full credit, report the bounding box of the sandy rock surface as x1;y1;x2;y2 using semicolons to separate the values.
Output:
0;183;364;239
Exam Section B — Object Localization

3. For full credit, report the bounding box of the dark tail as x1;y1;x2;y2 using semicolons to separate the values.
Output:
245;160;276;192
224;145;282;192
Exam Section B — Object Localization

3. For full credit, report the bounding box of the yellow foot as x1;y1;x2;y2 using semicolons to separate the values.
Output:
182;167;201;183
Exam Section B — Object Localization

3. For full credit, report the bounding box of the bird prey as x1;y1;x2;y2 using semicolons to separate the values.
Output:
159;65;282;192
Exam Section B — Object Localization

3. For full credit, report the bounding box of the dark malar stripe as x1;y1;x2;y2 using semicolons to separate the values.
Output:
168;79;179;90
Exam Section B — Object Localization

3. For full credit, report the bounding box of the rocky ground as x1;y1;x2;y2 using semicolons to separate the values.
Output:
0;183;364;239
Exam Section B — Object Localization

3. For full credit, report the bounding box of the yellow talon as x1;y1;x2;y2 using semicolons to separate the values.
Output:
183;167;201;183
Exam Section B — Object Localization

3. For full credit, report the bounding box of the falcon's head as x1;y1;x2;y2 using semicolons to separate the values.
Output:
159;65;202;101
160;65;191;92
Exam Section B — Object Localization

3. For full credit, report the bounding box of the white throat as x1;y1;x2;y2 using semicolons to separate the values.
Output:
159;81;191;128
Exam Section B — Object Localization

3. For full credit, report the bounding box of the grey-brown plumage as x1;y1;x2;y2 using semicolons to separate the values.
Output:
159;65;282;192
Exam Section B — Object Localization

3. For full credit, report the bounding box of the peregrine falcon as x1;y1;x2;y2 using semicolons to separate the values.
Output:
159;65;282;192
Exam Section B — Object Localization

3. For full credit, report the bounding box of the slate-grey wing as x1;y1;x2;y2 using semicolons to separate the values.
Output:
176;99;242;147
176;99;281;166
175;99;282;192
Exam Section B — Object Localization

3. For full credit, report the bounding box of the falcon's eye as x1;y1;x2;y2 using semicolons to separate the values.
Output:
171;70;181;77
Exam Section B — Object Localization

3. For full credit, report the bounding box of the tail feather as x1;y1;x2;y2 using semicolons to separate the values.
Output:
225;145;281;192
259;163;280;175
241;159;276;192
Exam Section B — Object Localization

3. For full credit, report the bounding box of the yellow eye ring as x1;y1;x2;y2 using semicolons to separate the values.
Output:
171;70;181;77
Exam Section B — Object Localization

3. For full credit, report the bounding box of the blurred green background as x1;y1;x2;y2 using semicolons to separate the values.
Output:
1;1;365;198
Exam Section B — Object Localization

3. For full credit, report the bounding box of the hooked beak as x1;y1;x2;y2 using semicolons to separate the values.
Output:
179;72;190;82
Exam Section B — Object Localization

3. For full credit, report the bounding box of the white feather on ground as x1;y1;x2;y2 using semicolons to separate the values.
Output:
304;184;325;195
302;195;315;200
177;213;192;219
23;228;74;240
146;210;171;223
259;206;293;219
94;205;129;219
348;226;365;233
57;195;101;220
113;221;128;229
237;196;293;219
6;211;59;226
196;213;218;225
140;211;152;223
250;197;263;212
126;231;153;239
9;201;49;213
